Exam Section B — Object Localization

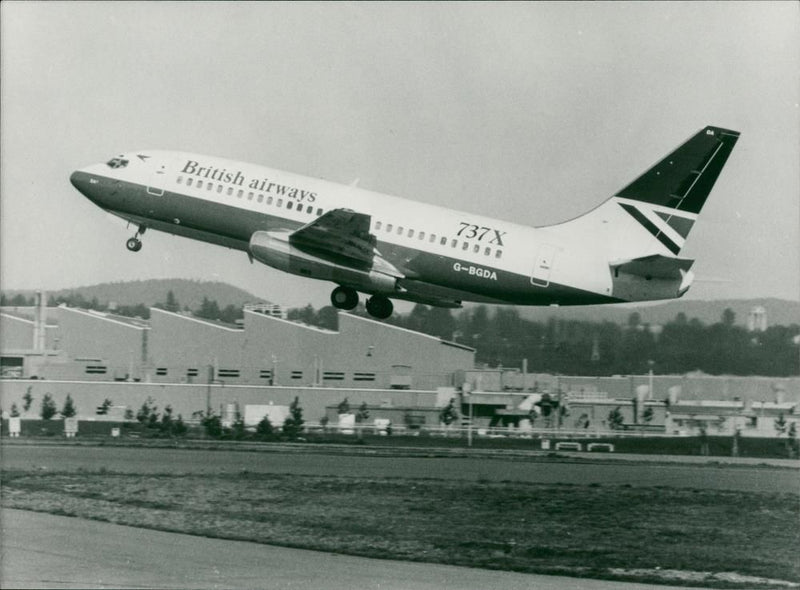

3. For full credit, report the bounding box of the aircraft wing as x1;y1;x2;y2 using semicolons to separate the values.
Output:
289;208;379;267
610;254;694;280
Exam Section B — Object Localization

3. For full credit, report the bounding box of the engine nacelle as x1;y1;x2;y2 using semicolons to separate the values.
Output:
249;231;397;294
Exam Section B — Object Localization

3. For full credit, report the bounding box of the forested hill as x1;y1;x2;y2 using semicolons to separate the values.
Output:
3;279;260;311
514;298;800;328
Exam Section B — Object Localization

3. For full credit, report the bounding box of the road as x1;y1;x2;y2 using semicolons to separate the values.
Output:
1;508;708;590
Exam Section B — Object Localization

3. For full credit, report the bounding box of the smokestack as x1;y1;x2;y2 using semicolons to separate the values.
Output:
33;290;47;352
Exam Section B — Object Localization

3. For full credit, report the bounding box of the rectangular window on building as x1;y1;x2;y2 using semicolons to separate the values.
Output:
85;365;107;375
323;371;345;381
217;368;240;378
353;372;376;382
291;371;303;380
155;367;168;376
259;369;273;379
186;368;199;377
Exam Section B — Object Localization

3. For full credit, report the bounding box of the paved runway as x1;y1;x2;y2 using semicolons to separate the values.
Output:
1;509;707;590
3;443;797;493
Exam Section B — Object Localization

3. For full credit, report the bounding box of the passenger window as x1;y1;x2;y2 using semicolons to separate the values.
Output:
387;224;393;232
267;196;273;205
317;208;323;216
419;231;425;240
287;201;294;210
217;185;223;193
207;183;213;191
277;199;283;207
451;239;458;248
197;180;203;189
186;178;193;186
462;242;469;251
440;237;447;246
257;195;263;203
496;250;503;259
376;221;382;230
484;247;491;256
430;234;436;243
237;190;243;198
397;226;403;235
473;244;480;253
408;229;414;238
306;205;313;213
227;187;233;196
177;176;183;184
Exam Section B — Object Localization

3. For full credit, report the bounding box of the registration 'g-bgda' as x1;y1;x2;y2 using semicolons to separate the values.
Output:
70;126;739;319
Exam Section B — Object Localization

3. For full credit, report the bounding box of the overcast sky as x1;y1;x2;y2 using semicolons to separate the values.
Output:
2;1;798;309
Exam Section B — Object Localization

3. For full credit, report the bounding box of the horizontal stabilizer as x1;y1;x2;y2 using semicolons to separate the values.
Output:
610;254;694;280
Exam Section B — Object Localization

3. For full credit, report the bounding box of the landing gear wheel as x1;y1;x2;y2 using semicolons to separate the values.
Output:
366;295;393;319
126;237;142;252
331;286;358;310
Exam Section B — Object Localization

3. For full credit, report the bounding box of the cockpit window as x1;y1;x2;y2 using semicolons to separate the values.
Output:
106;157;129;169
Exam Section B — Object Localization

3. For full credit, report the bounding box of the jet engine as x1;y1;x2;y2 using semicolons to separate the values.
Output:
249;230;398;294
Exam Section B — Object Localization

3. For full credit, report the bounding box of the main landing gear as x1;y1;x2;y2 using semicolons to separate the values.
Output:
126;225;146;252
330;286;394;320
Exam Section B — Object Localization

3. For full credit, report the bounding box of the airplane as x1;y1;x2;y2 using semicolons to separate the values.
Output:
70;125;739;320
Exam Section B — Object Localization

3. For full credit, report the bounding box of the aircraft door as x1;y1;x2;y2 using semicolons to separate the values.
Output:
146;162;166;197
531;244;557;287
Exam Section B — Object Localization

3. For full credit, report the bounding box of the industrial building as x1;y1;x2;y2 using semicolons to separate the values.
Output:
0;300;474;389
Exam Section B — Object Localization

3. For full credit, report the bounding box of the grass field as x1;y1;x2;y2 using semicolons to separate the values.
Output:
3;468;798;588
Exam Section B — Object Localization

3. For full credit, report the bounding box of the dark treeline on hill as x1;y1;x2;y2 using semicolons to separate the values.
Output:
290;303;798;377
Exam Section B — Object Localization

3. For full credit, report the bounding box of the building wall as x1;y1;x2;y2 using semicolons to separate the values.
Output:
57;307;146;370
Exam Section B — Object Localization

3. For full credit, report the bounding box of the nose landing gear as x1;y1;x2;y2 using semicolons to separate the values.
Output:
126;224;146;252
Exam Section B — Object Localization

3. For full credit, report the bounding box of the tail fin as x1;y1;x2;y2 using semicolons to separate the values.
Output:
616;125;740;215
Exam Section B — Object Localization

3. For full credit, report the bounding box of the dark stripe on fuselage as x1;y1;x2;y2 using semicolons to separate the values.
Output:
619;203;681;255
73;172;621;306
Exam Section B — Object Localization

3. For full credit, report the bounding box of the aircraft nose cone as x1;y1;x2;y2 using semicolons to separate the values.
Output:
70;170;87;192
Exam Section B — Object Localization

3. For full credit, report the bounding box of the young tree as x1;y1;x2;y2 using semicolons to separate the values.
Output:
22;388;33;412
40;393;57;420
256;414;274;440
642;407;654;424
97;398;113;415
199;410;222;438
337;397;350;415
136;397;159;427
774;413;788;437
439;398;458;426
607;406;624;430
164;290;180;312
282;397;305;439
60;394;77;418
356;402;370;423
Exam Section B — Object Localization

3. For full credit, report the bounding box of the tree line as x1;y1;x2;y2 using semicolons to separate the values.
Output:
4;290;797;376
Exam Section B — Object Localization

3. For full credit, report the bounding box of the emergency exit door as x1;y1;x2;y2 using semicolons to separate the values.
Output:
531;244;557;287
